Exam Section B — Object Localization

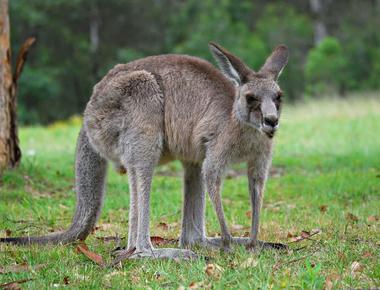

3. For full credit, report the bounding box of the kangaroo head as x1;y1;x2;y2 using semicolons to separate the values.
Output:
209;42;288;138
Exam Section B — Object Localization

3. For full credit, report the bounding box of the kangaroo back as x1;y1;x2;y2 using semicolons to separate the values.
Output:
0;128;107;245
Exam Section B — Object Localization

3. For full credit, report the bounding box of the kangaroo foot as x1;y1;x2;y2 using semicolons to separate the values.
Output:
187;237;287;251
111;247;197;265
130;248;198;260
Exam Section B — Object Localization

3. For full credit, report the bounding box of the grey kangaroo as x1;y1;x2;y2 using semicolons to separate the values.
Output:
1;42;288;259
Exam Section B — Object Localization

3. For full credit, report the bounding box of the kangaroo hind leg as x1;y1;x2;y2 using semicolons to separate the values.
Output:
180;162;207;247
117;134;197;260
111;70;196;260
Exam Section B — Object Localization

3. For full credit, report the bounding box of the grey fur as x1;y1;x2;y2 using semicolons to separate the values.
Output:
1;42;288;257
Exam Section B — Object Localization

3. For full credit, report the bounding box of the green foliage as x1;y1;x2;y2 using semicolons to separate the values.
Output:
18;66;61;124
48;115;83;130
305;37;348;96
300;260;324;289
8;0;380;124
172;0;267;70
255;3;313;98
368;49;380;89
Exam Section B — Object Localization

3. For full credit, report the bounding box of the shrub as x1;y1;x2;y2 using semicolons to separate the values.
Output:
305;37;348;96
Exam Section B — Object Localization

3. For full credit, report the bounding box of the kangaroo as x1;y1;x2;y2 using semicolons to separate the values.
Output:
1;42;288;259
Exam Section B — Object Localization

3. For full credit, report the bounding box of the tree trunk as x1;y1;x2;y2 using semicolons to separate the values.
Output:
0;0;20;175
89;2;100;79
310;0;329;45
0;0;35;176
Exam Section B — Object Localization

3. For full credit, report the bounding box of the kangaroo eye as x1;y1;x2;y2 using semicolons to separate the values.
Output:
246;94;258;105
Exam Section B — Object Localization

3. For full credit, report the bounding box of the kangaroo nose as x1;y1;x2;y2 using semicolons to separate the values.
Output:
264;116;278;127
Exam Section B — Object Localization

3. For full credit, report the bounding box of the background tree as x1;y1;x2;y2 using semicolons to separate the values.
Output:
0;0;34;175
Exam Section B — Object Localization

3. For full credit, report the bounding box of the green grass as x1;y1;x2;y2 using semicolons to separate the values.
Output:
1;96;379;289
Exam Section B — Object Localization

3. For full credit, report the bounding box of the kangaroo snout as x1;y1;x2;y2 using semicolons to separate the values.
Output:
262;115;279;138
263;115;278;128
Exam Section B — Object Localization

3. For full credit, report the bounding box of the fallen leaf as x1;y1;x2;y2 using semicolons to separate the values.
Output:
362;251;372;258
326;273;340;281
204;263;224;279
287;232;295;238
319;205;328;213
240;257;259;269
324;278;333;290
76;243;104;267
150;236;177;246
4;284;22;290
288;229;321;243
337;251;346;261
367;215;379;222
131;274;140;283
157;222;169;231
189;281;210;289
169;222;179;228
0;263;27;274
301;231;311;238
0;263;45;274
63;276;70;285
245;211;252;218
0;279;33;289
350;261;363;277
346;212;359;222
5;229;12;237
324;273;340;290
231;224;246;232
290;236;300;242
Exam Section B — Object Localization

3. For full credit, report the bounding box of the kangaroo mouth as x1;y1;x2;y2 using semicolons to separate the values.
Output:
265;131;275;138
262;125;277;138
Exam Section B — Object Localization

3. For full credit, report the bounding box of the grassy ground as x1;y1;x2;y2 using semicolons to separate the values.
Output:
1;96;379;289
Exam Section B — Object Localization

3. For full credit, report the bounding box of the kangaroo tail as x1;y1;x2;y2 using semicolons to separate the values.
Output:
0;128;107;245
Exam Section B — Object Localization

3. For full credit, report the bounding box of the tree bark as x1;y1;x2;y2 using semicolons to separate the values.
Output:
89;2;100;79
0;0;20;175
0;0;35;176
310;0;329;45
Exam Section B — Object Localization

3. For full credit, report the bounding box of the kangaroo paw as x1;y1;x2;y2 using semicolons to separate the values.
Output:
191;237;287;251
128;248;198;260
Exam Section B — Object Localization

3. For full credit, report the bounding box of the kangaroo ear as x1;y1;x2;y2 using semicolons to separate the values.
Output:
208;42;251;86
259;45;289;80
